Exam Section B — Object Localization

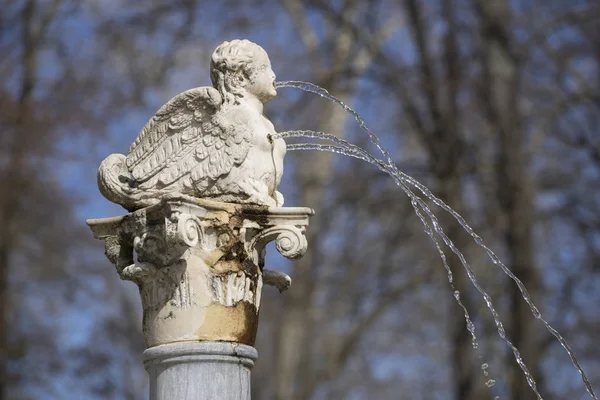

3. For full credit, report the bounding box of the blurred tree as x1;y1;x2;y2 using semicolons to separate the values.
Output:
0;1;203;398
254;0;600;399
1;0;599;399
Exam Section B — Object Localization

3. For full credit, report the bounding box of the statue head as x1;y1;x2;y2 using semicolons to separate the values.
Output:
210;39;277;105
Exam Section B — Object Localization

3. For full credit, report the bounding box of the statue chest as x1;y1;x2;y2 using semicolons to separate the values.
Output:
249;116;285;158
249;115;275;149
243;115;285;177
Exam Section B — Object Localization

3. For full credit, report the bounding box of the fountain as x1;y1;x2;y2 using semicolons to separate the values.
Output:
86;40;596;399
87;40;313;400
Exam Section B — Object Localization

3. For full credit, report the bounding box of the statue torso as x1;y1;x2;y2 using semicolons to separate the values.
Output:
204;101;286;205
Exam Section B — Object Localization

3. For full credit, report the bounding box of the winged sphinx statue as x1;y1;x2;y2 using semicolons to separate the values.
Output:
98;39;286;211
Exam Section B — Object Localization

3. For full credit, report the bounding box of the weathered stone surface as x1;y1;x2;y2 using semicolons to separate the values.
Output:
88;39;313;399
144;342;257;400
97;39;286;211
86;194;313;347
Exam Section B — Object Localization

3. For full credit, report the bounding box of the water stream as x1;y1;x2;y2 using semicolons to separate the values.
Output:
274;80;598;400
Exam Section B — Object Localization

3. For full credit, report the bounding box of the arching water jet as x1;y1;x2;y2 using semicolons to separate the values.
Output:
274;80;597;400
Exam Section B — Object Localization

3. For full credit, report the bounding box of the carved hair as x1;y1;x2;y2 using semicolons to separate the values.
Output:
210;39;267;105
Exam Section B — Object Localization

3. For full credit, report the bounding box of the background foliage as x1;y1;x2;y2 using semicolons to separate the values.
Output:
1;0;599;399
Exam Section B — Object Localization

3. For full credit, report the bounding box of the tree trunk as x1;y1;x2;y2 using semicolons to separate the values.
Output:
274;90;351;400
474;1;543;397
403;0;477;397
0;2;37;398
440;180;478;400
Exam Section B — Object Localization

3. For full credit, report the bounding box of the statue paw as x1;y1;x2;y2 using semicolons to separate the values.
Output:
121;262;158;282
275;191;284;207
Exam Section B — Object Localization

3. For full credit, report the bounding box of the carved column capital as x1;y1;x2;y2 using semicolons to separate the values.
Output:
87;194;313;347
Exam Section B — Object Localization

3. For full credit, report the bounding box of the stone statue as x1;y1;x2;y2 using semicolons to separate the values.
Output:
98;39;286;211
88;41;314;396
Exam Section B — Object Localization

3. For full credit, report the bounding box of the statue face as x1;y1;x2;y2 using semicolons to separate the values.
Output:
245;51;277;103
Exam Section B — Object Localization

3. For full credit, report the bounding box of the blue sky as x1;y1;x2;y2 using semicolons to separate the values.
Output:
20;2;600;398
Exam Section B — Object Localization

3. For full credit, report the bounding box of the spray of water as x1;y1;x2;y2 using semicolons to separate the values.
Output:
285;140;532;398
286;138;480;350
275;80;597;400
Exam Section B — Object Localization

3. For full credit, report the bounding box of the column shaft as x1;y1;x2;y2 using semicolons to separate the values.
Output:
144;342;257;400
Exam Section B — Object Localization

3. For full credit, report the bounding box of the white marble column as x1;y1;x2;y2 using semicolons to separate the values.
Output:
144;342;257;400
87;194;312;400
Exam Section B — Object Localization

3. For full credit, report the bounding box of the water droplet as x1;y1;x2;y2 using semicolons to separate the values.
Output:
486;379;496;387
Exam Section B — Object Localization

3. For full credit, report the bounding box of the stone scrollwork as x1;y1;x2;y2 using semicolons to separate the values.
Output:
274;226;308;259
162;211;204;252
248;225;308;262
177;214;203;248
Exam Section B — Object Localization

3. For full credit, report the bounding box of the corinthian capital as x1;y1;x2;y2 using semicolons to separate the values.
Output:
87;194;313;347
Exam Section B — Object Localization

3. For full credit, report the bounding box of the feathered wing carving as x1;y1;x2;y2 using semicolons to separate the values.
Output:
127;86;250;192
98;87;252;211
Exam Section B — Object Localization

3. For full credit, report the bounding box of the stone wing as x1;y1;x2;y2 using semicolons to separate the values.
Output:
125;87;250;191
